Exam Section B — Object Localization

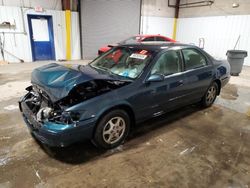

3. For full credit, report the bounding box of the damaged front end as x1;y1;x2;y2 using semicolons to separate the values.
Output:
58;79;130;106
20;79;129;125
19;79;130;146
19;85;76;127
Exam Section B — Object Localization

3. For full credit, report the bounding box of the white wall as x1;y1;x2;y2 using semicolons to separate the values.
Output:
176;15;250;66
141;0;175;37
179;0;250;18
141;16;174;37
0;6;31;62
142;0;174;17
0;6;80;62
0;0;62;10
71;12;81;60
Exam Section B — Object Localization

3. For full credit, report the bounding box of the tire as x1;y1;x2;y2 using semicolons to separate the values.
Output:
92;109;130;149
201;82;219;107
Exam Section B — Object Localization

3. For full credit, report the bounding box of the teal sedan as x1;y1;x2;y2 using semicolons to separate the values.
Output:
19;42;230;149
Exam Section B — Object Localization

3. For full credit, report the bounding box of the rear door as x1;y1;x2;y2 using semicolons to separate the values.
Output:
181;48;213;102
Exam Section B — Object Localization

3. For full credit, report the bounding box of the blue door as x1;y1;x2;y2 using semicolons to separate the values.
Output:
28;15;55;61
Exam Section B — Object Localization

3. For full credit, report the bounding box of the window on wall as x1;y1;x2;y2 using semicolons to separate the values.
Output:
151;50;182;76
182;49;207;70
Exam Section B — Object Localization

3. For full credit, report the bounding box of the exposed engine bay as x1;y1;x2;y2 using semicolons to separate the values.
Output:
22;80;130;125
58;80;130;106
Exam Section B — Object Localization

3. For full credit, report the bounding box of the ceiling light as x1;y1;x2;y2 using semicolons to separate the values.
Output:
232;2;240;8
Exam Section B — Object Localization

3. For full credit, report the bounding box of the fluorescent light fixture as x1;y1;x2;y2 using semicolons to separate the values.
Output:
232;2;240;8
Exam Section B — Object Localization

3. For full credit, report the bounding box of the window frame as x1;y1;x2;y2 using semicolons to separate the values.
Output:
181;48;209;71
149;49;184;78
90;47;155;80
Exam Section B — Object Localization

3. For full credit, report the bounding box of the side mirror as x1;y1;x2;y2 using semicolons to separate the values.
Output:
146;74;164;82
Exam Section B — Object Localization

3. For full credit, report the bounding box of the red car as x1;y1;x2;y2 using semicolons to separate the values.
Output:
98;34;176;55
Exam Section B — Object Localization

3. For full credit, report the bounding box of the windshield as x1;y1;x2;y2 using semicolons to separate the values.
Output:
90;47;152;79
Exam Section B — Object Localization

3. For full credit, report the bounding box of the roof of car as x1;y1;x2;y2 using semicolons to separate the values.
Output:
135;34;169;38
119;42;193;51
134;34;176;42
135;34;162;37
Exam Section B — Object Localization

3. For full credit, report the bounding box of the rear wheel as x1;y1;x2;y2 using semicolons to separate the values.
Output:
92;110;130;149
201;82;219;107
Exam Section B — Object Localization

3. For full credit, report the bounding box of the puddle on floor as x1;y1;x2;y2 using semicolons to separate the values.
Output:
216;84;250;115
220;84;238;100
246;108;250;117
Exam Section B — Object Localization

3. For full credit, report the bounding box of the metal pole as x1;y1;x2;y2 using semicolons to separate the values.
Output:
78;0;83;59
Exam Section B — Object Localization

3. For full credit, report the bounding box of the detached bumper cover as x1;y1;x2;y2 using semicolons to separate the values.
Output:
19;100;96;147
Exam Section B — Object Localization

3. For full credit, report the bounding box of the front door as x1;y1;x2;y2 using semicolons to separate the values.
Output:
28;15;55;61
134;50;186;121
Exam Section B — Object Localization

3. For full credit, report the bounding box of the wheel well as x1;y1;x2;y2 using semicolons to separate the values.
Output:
214;79;221;95
93;105;136;135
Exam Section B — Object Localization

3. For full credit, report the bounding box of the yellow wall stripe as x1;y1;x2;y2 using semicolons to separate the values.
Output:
172;18;178;40
65;10;71;60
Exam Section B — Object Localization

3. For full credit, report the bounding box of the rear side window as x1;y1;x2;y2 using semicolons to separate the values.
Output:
182;49;207;70
155;37;167;41
142;37;155;42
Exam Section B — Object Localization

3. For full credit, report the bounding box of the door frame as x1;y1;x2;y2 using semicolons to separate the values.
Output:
27;14;56;61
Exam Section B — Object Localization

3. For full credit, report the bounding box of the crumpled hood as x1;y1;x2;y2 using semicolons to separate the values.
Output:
31;63;117;102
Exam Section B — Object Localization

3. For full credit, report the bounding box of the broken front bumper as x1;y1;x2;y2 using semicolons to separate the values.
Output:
19;95;96;147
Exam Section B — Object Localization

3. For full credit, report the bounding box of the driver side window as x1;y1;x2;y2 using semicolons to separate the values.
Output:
151;50;182;76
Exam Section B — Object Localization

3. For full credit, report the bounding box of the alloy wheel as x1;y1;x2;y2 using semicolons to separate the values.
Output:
206;85;217;104
102;117;126;144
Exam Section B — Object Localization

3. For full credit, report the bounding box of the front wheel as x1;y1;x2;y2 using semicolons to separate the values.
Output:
201;82;219;107
92;110;130;149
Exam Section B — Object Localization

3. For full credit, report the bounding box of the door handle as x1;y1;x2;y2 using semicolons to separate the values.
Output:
177;80;184;86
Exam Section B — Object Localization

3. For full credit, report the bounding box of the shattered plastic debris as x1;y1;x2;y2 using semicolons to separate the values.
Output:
111;145;123;152
0;156;10;166
179;146;196;155
33;167;42;182
174;141;181;147
105;145;124;156
179;148;189;155
157;138;163;143
35;170;42;181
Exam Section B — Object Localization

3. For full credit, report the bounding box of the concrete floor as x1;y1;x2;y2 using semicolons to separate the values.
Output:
0;61;250;188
